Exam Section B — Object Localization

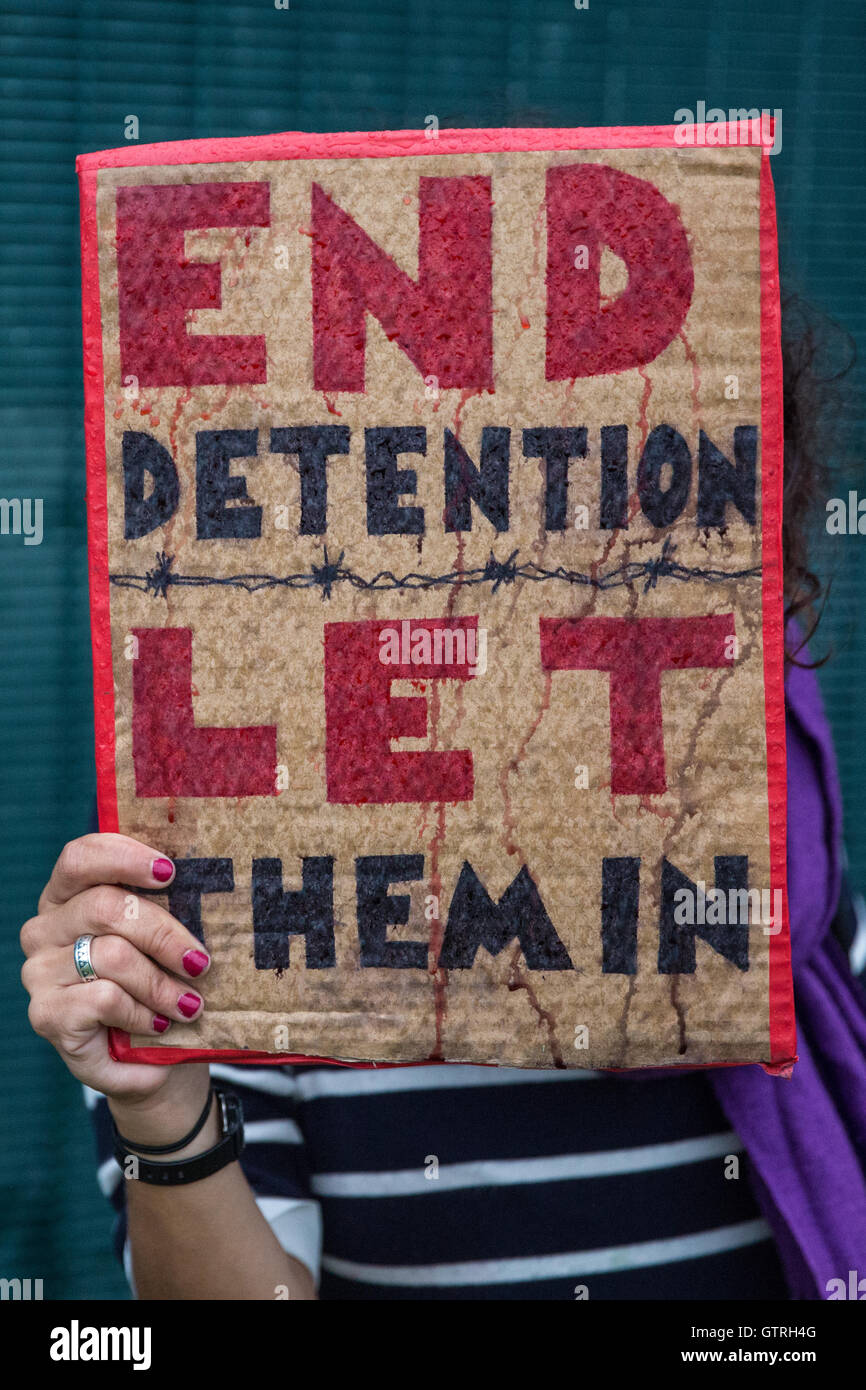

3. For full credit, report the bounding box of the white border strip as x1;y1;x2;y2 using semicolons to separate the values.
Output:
321;1218;772;1286
311;1132;741;1197
294;1064;601;1100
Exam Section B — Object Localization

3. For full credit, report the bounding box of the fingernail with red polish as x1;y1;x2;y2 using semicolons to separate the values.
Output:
152;858;174;883
153;1015;171;1034
182;949;210;978
177;992;202;1019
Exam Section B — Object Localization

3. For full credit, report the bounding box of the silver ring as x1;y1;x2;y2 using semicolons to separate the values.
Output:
72;934;99;983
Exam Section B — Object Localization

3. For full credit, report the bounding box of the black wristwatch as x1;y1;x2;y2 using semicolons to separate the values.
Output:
113;1088;244;1186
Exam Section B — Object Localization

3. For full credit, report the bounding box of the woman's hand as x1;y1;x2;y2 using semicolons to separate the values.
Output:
20;832;210;1107
21;832;317;1299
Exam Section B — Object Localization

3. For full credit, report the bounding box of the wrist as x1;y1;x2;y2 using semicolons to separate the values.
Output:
108;1068;212;1151
119;1088;219;1162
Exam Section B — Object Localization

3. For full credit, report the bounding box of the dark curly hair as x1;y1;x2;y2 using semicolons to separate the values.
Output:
781;293;856;667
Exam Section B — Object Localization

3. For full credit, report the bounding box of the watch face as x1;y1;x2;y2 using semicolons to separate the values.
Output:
218;1091;242;1135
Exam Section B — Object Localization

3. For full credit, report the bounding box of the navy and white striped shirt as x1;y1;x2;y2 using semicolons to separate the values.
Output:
88;1061;788;1299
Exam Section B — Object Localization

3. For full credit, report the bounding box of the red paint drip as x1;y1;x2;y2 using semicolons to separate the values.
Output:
452;386;486;441
636;366;652;454
507;948;565;1068
168;386;193;459
637;793;677;820
629;367;654;521
427;801;449;1061
205;367;233;426
425;507;473;1053
500;670;552;858
446;529;466;618
517;197;546;331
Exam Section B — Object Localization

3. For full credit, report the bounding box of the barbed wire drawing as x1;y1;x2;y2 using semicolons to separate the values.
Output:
109;538;762;602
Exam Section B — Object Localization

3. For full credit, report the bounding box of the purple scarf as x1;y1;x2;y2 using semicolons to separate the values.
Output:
710;644;866;1298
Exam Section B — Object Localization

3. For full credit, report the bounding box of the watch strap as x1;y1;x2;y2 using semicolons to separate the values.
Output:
113;1089;244;1186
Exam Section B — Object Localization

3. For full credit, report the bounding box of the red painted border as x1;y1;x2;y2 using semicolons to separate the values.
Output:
79;166;119;836
107;1029;787;1074
78;124;791;1072
109;1032;425;1067
759;151;797;1073
75;120;773;174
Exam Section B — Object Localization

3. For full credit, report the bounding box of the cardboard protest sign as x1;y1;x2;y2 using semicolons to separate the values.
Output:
77;124;795;1073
